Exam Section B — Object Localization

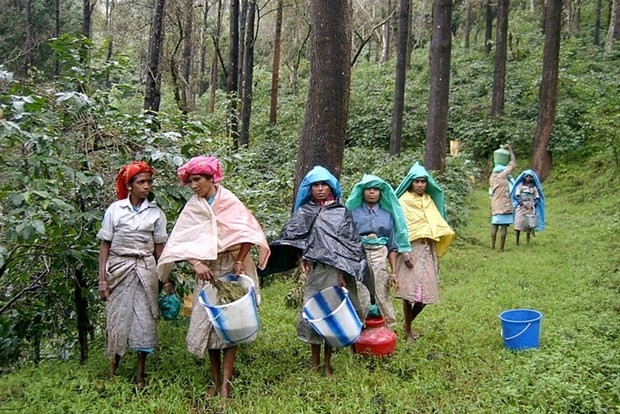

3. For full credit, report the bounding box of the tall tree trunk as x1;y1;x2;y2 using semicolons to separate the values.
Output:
390;0;410;156
491;0;509;117
464;0;472;49
209;0;223;113
181;0;195;112
238;0;248;103
104;0;115;87
83;0;92;38
532;0;562;182
406;0;414;68
199;1;210;97
485;1;494;55
381;0;392;62
606;0;620;52
144;0;167;114
239;0;255;148
294;0;351;200
269;0;284;125
54;0;61;78
594;0;602;45
424;0;453;173
228;0;240;149
24;0;34;78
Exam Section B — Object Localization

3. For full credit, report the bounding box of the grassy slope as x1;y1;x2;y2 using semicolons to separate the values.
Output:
1;164;618;414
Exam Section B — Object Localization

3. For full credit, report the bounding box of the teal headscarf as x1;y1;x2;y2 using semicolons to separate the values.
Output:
394;162;447;220
294;166;342;211
345;174;412;253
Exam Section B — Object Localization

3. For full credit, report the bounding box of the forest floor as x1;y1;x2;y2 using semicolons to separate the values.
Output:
1;168;619;413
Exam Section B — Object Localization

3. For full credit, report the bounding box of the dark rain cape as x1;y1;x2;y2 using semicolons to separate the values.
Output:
259;199;373;291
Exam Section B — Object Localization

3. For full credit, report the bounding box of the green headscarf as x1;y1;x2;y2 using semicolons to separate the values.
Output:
346;174;411;253
394;162;447;220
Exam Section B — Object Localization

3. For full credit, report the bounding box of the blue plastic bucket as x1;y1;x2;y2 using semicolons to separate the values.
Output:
198;274;259;345
499;309;543;350
302;286;362;348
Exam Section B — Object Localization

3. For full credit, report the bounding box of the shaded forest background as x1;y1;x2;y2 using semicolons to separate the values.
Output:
0;0;619;370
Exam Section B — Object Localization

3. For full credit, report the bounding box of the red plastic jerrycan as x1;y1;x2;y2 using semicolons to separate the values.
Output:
354;315;397;356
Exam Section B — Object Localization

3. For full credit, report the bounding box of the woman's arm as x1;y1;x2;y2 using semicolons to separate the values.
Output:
233;243;252;275
98;241;111;301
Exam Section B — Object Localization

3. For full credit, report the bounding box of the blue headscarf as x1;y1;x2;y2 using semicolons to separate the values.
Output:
345;174;411;252
510;169;546;231
294;166;342;211
394;162;447;220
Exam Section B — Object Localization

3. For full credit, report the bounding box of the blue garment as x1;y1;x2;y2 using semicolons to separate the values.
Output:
491;213;514;225
294;166;342;211
351;203;398;252
510;169;546;231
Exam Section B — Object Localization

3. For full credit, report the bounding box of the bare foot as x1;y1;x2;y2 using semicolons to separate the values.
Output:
406;331;421;343
221;380;232;400
135;375;146;390
324;365;334;378
206;386;218;398
310;365;320;374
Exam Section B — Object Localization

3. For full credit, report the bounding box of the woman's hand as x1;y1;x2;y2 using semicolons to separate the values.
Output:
337;274;347;288
233;260;245;275
390;274;399;290
403;253;414;269
299;259;311;274
162;279;174;294
98;280;110;301
192;261;214;281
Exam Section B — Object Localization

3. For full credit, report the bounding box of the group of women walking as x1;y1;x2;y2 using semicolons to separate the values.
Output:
489;144;546;252
96;156;456;398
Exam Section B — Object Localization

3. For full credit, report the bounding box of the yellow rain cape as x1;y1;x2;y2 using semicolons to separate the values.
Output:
399;191;455;257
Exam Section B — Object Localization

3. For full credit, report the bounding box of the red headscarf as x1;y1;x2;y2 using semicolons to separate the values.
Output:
177;156;223;185
115;161;156;200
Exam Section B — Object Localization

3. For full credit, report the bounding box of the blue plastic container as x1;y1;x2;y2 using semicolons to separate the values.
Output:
499;309;543;350
302;286;362;348
198;274;259;345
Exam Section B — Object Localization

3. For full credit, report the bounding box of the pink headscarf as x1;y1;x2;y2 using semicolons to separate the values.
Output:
177;156;223;185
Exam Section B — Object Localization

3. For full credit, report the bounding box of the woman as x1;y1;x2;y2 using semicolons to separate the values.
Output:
97;161;168;388
510;169;545;245
157;156;269;400
346;174;411;327
394;162;454;343
489;144;516;252
260;166;372;377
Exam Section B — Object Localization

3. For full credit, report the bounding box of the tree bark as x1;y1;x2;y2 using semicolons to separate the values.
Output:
209;0;223;113
464;0;472;49
424;0;453;173
181;0;195;113
144;0;166;114
82;0;92;38
594;0;602;45
491;0;509;117
532;0;562;182
228;0;240;149
239;0;255;148
199;1;210;96
484;1;494;55
606;0;620;51
54;0;61;78
294;0;351;201
269;0;284;125
381;0;392;62
390;0;410;156
238;0;248;102
24;0;34;77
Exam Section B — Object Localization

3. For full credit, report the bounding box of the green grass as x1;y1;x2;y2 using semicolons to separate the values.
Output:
1;166;618;414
